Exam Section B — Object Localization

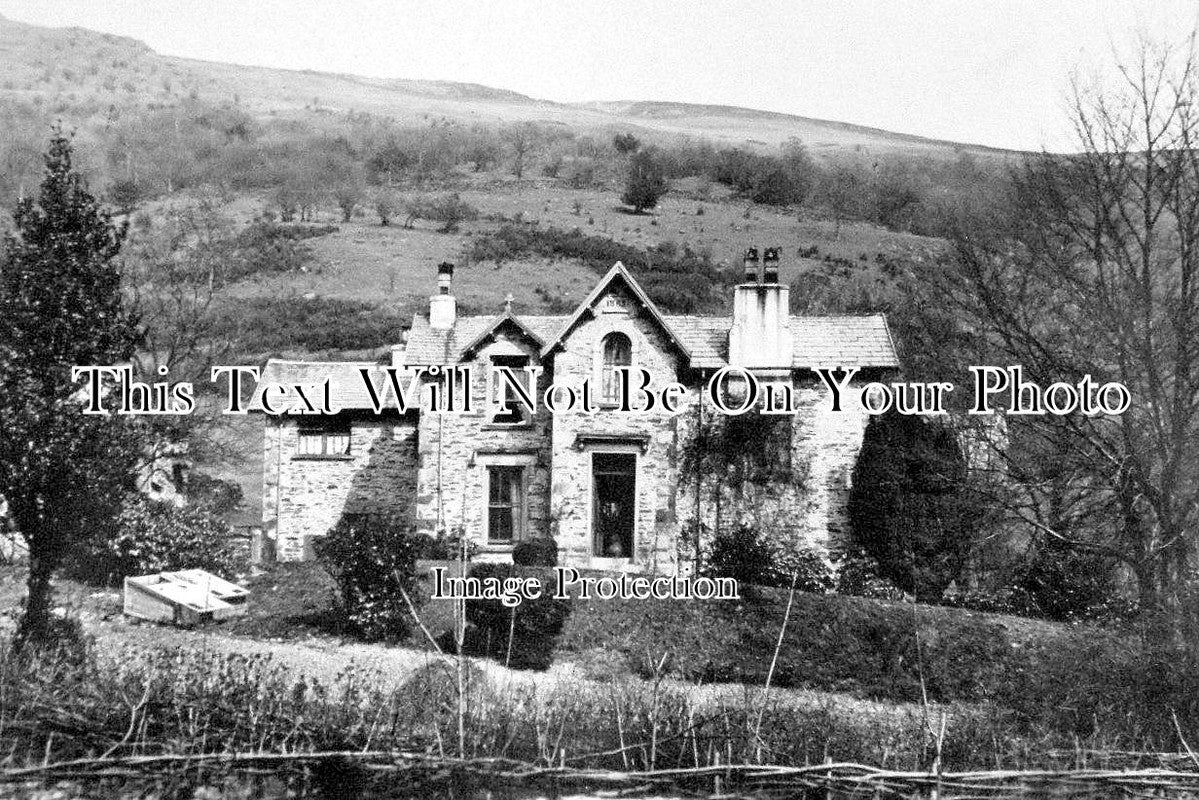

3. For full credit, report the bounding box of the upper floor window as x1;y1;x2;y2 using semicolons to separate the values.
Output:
490;354;531;425
297;416;351;457
600;332;632;405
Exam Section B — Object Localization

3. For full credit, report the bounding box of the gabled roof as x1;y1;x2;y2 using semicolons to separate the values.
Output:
401;262;899;371
458;310;546;360
404;314;568;366
539;262;692;360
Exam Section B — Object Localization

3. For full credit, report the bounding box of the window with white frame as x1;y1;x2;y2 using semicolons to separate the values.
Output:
486;465;526;542
600;332;632;405
297;416;351;457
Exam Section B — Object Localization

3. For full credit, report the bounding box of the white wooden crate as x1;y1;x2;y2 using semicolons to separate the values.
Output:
124;569;249;626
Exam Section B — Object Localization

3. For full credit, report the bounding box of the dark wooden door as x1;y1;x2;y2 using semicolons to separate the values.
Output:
592;453;636;558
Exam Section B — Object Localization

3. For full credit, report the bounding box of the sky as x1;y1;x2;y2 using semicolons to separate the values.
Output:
0;1;1194;151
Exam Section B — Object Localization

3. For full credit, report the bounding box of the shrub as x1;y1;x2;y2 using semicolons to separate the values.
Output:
373;191;395;226
463;225;729;314
68;495;238;584
835;551;907;601
225;221;336;281
404;193;479;233
208;296;407;354
107;178;142;213
411;529;478;561
775;546;835;593
703;526;831;591
621;150;667;213
333;183;363;223
274;186;298;221
710;149;799;203
463;563;571;670
512;537;558;566
703;525;777;588
1011;543;1118;621
612;133;640;154
183;472;244;519
314;513;424;642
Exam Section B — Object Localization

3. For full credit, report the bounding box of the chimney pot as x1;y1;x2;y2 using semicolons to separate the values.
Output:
430;261;457;328
437;261;454;295
743;248;760;283
762;247;780;283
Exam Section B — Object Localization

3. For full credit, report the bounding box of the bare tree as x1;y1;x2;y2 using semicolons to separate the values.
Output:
123;193;238;467
504;122;543;182
334;182;363;223
818;161;868;237
937;31;1199;609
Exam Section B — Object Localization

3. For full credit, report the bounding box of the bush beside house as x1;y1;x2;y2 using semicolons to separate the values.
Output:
314;513;425;642
463;563;571;670
67;496;238;584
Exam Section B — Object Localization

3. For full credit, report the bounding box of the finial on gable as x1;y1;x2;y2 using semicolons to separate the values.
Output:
504;293;514;313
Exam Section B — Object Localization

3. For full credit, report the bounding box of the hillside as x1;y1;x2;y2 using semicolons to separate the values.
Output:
0;13;1020;157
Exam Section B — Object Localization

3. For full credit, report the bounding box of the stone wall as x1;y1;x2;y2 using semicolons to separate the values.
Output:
673;375;874;571
265;304;884;572
548;285;684;572
263;413;418;562
413;329;553;552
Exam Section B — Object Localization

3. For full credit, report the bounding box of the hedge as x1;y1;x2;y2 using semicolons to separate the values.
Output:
555;586;1194;740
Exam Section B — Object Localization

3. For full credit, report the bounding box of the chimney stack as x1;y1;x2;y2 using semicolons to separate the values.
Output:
729;245;792;371
429;261;457;329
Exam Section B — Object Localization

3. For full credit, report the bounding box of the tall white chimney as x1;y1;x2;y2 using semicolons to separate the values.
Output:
429;261;457;330
728;247;792;370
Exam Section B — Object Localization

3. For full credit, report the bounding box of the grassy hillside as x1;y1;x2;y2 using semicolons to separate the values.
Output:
0;12;1019;182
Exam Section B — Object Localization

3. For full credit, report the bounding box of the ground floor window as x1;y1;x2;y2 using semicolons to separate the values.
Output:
592;452;636;558
487;465;526;543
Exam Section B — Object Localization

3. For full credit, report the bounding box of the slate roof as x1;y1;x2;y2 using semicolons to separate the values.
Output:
790;315;899;369
404;314;568;366
249;359;417;412
257;263;899;403
404;312;898;370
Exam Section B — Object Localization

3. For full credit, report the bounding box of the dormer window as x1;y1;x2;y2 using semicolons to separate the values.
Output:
297;416;351;458
600;332;632;405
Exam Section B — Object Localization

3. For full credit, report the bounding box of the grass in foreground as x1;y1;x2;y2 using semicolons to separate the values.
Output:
0;620;1148;800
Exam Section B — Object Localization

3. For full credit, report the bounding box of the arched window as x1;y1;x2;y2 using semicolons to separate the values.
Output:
601;332;632;404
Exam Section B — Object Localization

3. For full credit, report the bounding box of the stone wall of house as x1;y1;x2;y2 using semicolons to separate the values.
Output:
673;375;874;571
548;285;683;572
413;330;553;553
263;414;418;562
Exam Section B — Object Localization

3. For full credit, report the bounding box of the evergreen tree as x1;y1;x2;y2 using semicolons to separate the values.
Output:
847;411;972;602
621;150;667;213
0;129;142;646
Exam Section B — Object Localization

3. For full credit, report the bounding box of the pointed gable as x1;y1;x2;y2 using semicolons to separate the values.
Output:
540;262;691;361
459;310;545;360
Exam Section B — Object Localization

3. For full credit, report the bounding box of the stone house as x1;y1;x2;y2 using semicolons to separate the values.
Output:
255;249;898;571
